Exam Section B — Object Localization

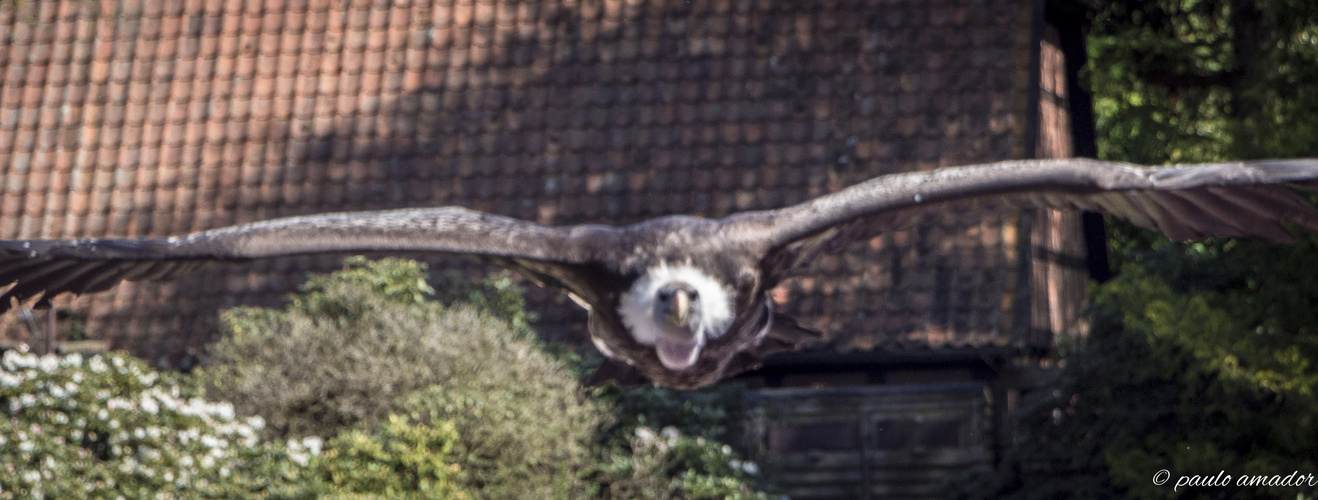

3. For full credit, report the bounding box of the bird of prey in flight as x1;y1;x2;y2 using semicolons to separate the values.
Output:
3;158;1318;389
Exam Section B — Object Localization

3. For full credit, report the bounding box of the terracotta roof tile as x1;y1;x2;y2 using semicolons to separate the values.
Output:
2;0;1043;364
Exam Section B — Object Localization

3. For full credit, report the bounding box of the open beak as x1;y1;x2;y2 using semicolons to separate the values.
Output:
657;289;699;370
666;289;691;326
656;337;702;371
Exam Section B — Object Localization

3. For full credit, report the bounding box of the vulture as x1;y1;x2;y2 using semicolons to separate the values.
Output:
3;158;1318;389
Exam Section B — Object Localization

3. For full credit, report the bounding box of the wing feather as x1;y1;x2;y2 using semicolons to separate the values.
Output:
78;264;142;294
1142;191;1211;240
0;207;616;313
723;158;1318;277
1171;189;1261;238
1087;192;1158;230
0;260;87;306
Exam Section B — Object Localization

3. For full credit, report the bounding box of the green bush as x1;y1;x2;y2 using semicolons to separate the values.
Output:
311;415;470;499
197;258;448;438
946;240;1318;500
596;426;772;500
0;350;314;499
595;382;750;452
198;257;607;499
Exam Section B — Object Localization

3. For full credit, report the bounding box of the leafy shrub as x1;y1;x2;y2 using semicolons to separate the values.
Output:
198;258;443;438
198;257;607;498
595;382;750;452
596;426;772;500
311;415;470;499
946;240;1318;500
0;349;315;499
398;374;603;499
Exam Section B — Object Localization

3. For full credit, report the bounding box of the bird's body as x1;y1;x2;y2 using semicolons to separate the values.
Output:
4;158;1318;388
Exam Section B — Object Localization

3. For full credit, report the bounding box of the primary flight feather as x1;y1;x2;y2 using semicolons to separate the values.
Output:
4;158;1318;389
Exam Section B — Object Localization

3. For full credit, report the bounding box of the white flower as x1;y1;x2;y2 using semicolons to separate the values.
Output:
141;397;159;415
88;357;107;373
38;356;58;373
634;427;657;441
0;372;20;387
22;471;39;483
742;461;759;475
302;436;323;456
97;409;109;421
62;353;83;367
213;403;235;421
722;444;732;455
201;435;220;449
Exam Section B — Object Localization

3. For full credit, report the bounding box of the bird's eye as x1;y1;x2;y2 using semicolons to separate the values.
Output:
688;290;698;299
658;293;669;302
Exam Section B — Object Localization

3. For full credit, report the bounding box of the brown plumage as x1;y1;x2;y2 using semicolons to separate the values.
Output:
4;158;1318;388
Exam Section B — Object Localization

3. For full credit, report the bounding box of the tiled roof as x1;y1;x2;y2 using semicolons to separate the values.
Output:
0;0;1054;366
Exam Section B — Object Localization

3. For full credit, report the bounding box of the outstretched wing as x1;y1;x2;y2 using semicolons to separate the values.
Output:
0;207;615;313
721;158;1318;280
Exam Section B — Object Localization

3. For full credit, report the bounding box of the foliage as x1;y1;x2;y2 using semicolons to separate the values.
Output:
595;426;773;500
395;352;604;500
0;350;315;499
452;270;540;336
2;258;777;498
584;356;779;496
310;415;470;500
300;256;436;311
594;381;751;452
1088;0;1318;163
196;258;447;438
197;257;606;499
947;5;1318;499
946;247;1318;500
